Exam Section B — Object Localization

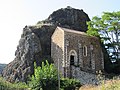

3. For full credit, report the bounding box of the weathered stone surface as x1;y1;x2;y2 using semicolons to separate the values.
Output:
37;6;90;32
71;66;98;85
2;7;90;82
2;26;41;82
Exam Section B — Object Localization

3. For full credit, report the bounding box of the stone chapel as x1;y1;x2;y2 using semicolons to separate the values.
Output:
51;26;104;84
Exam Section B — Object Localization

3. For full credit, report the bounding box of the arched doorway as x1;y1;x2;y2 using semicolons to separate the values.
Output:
69;50;77;78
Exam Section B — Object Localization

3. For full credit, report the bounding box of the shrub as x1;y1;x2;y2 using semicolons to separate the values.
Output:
28;60;81;90
28;60;58;90
60;78;81;90
0;76;28;90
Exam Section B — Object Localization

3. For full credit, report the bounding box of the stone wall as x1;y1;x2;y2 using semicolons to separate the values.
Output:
51;27;65;75
71;66;98;85
64;29;104;73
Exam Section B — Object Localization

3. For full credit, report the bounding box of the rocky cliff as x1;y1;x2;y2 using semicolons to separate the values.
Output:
2;6;90;82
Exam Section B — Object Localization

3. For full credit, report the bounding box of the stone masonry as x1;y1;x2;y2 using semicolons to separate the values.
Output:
51;27;104;84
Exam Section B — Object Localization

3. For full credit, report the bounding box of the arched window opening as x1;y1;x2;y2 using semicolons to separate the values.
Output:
83;45;87;56
69;50;78;66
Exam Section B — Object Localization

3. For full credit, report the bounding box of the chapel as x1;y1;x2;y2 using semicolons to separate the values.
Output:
51;27;104;84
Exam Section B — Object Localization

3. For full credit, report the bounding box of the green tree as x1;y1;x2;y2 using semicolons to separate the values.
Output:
87;11;120;73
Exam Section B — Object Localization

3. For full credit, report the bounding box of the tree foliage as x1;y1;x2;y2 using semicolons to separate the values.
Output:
87;11;120;63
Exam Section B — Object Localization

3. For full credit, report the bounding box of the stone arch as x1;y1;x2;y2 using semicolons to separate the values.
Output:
69;50;78;66
68;50;78;78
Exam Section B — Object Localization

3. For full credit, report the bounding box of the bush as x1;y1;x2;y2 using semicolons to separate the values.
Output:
28;60;58;90
28;60;81;90
0;76;28;90
60;78;81;90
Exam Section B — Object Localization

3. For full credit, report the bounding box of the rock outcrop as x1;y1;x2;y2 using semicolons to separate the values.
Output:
38;6;90;32
2;27;41;82
2;6;90;82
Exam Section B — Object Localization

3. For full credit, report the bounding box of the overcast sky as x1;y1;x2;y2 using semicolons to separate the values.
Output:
0;0;120;64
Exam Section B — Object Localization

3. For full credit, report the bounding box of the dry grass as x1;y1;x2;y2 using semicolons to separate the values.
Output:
79;85;99;90
79;79;120;90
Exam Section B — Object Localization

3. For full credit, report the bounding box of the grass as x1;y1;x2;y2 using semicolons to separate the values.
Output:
1;74;120;90
0;76;29;90
79;78;120;90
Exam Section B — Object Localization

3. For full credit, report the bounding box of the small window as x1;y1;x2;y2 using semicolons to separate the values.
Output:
83;45;87;56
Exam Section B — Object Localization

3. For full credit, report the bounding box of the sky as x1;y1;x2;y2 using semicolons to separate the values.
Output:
0;0;120;64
